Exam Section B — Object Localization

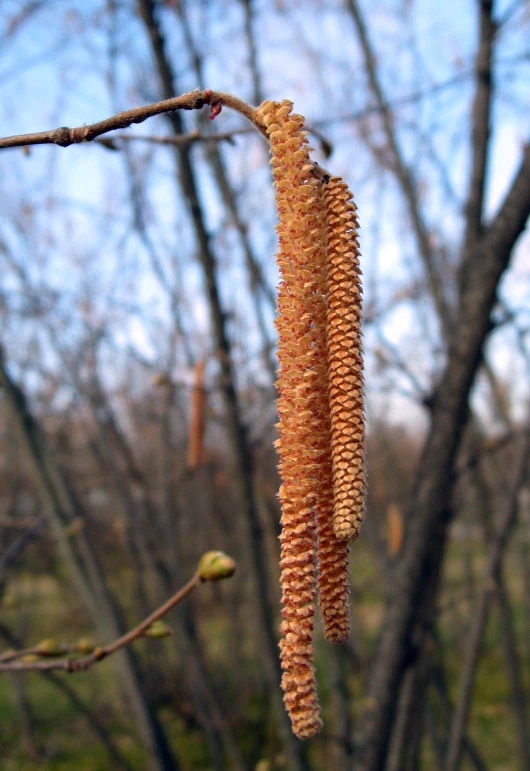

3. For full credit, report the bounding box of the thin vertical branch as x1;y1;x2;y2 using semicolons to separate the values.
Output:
241;0;264;105
346;0;453;337
460;0;496;293
429;644;490;771
444;435;530;771
176;2;277;380
187;360;207;470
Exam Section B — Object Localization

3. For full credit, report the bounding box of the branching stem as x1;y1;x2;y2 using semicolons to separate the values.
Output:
0;573;201;673
0;89;267;150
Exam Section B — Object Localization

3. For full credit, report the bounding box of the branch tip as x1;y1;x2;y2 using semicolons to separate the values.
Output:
198;551;236;581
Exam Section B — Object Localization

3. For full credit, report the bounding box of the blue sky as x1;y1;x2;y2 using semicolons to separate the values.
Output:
1;0;529;428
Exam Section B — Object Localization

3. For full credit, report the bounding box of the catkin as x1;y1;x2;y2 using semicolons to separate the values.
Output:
387;503;403;557
316;470;351;643
187;360;206;470
305;183;351;645
323;178;366;541
259;97;325;739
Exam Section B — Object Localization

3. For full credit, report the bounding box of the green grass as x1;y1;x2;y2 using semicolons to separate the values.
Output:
0;534;528;770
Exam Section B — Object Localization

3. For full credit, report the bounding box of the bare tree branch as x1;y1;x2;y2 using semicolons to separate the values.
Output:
464;1;496;245
346;0;453;336
241;0;264;105
444;433;530;771
0;89;267;150
0;514;45;587
0;572;201;673
95;126;254;150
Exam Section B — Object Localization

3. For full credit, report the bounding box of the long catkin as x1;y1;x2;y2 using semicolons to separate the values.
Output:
308;195;351;645
259;97;324;739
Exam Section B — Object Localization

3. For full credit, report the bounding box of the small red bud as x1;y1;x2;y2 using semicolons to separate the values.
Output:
209;102;222;121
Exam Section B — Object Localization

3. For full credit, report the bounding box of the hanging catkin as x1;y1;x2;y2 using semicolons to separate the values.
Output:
306;185;351;646
323;178;366;541
258;97;324;739
187;359;206;470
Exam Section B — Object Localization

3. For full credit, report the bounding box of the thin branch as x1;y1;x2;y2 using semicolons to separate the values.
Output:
444;433;530;771
429;642;490;771
95;126;253;150
0;85;333;185
374;327;428;401
0;623;133;770
459;0;496;292
0;89;267;150
96;121;333;155
241;0;264;105
0;514;46;586
455;427;530;476
466;1;496;240
314;70;472;129
346;0;453;337
0;641;85;664
0;572;201;673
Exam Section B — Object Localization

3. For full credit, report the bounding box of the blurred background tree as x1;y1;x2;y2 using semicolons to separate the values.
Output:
0;0;529;769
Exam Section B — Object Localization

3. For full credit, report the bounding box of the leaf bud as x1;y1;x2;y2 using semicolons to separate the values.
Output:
197;551;236;581
143;620;172;639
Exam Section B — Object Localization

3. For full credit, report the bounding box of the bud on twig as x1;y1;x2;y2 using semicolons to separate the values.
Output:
36;638;63;657
143;620;172;639
76;638;96;655
197;551;236;581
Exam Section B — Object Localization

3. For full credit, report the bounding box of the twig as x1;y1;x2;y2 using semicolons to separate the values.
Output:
0;514;46;587
0;87;333;181
95;126;253;150
0;641;86;664
459;0;496;294
97;123;333;156
0;573;201;672
0;623;132;770
0;86;335;196
455;428;529;476
0;89;267;150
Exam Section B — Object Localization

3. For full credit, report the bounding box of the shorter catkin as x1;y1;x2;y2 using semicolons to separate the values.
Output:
187;360;206;470
323;178;366;541
316;461;351;644
387;503;404;557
